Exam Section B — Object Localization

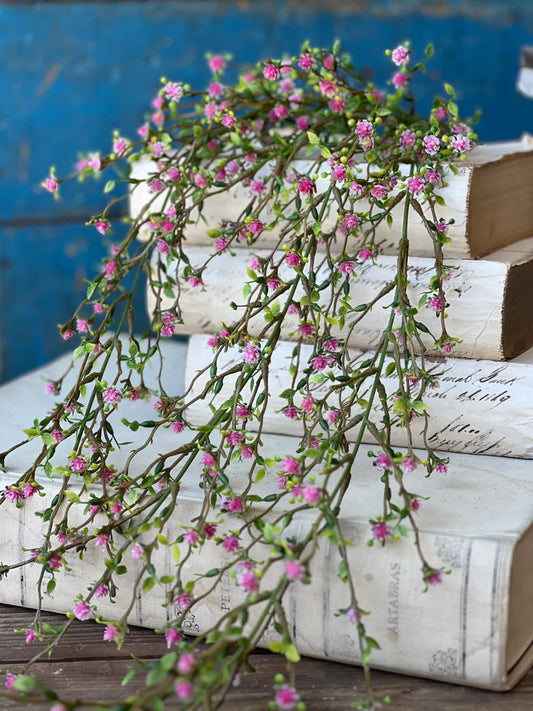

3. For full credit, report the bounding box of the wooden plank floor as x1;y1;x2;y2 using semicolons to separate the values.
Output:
0;604;531;710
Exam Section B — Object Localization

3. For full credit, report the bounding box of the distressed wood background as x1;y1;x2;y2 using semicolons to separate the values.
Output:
1;0;532;381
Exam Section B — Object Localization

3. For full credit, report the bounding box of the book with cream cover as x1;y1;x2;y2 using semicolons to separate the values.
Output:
0;347;531;691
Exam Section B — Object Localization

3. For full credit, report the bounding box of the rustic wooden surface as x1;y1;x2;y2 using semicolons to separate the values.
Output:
0;604;531;710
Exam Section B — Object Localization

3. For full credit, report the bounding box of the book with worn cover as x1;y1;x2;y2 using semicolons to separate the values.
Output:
184;334;533;459
129;140;533;259
0;347;531;691
147;237;533;360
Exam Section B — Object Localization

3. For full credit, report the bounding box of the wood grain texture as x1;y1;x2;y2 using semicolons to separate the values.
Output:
0;605;531;710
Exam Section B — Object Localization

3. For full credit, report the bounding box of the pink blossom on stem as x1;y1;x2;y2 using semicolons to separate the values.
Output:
407;175;426;194
358;247;373;262
402;456;417;472
104;386;122;405
164;81;183;101
263;63;280;80
299;53;314;70
238;568;259;594
175;680;195;700
370;184;388;200
283;457;300;475
165;628;183;647
283;405;299;420
177;652;196;675
372;521;391;541
222;535;240;553
275;685;300;710
43;176;58;193
5;673;18;690
103;624;119;642
94;220;109;235
427;570;443;586
209;55;225;73
285;559;304;581
303;484;320;505
284;251;301;268
296;115;310;131
400;129;416;149
339;261;356;276
422;134;441;156
70;456;88;473
298;176;315;196
392;71;409;89
375;452;392;470
184;529;199;545
73;601;92;621
428;295;444;312
242;343;260;364
391;45;410;66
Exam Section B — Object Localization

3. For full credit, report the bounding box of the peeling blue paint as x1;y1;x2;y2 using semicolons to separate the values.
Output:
0;1;532;380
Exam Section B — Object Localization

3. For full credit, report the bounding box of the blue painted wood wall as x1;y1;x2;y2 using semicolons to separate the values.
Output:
1;0;532;381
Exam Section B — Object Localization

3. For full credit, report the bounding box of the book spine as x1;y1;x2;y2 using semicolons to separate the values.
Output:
147;246;509;360
129;157;472;259
0;473;511;690
184;334;533;459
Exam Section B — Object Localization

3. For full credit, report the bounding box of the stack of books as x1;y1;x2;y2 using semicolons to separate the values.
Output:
0;141;532;692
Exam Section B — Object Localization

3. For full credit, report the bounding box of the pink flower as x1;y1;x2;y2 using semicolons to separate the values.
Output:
188;275;203;287
94;220;109;235
201;452;215;468
402;457;417;472
296;115;310;131
204;101;218;120
175;680;195;700
312;355;333;371
25;628;38;644
298;323;315;338
95;584;109;598
370;184;388;200
303;484;320;505
177;652;196;675
43;176;58;193
298;177;315;196
285;560;304;582
203;523;217;539
343;213;360;231
299;53;314;70
427;570;443;586
375;452;392;470
221;113;236;128
95;532;110;547
184;529;199;545
392;71;409;89
263;63;280;80
329;94;345;113
165;628;183;647
69;456;88;473
131;543;144;560
209;55;225;73
224;496;244;513
222;535;240;553
331;164;347;182
45;381;58;395
356;119;373;138
73;601;92;621
428;295;444;312
267;277;281;291
283;406;299;420
346;607;357;623
248;219;264;235
284;252;301;268
358;247;373;262
171;420;186;434
301;395;315;414
241;445;254;459
324;53;335;70
339;261;356;276
422;134;441;156
283;457;300;475
436;462;448;475
400;129;417;149
242;344;260;364
407;175;426;194
238;569;259;594
103;624;119;642
451;134;473;154
164;81;183;101
5;673;18;690
349;181;364;196
175;593;193;609
434;106;448;120
275;685;300;710
372;522;391;541
104;386;122;405
391;45;410;66
411;498;421;512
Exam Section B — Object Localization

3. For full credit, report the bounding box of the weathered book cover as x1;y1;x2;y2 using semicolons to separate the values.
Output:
129;140;533;259
0;349;531;690
147;237;533;360
184;334;533;459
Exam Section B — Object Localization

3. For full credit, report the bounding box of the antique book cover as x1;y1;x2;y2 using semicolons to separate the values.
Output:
147;237;533;360
184;334;533;459
0;348;531;690
129;140;533;259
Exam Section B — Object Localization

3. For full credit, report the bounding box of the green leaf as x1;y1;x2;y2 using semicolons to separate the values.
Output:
104;180;116;193
306;131;320;145
64;490;80;503
172;544;181;563
284;643;301;663
321;146;332;159
267;640;284;654
142;577;155;594
425;43;434;58
13;674;37;692
447;100;459;118
263;523;275;543
444;83;455;96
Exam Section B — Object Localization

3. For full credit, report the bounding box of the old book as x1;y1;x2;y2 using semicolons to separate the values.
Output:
184;334;533;459
129;140;533;259
0;350;532;690
147;237;533;360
